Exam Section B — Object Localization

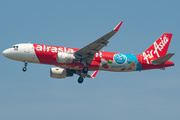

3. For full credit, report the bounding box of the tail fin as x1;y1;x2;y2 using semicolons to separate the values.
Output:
141;33;173;64
143;33;173;58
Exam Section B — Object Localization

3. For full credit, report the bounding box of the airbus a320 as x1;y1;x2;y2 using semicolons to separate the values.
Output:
2;21;175;83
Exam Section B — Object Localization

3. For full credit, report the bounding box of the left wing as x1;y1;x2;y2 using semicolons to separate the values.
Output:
74;21;123;64
67;69;98;78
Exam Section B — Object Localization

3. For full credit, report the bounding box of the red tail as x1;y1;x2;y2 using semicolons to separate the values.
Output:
141;33;173;64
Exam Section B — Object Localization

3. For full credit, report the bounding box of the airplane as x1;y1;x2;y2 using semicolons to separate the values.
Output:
2;21;175;83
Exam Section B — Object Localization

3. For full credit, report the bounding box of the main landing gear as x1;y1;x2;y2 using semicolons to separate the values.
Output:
78;76;84;84
82;67;88;73
77;67;88;84
22;62;28;72
78;58;89;83
81;58;89;74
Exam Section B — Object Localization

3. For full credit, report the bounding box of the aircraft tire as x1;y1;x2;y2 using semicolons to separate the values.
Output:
78;77;84;84
82;67;88;73
23;67;27;72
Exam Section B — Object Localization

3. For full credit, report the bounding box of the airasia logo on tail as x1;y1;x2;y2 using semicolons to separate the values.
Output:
143;36;169;64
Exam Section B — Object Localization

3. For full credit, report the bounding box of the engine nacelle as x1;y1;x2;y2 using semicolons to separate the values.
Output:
50;67;73;78
56;52;75;63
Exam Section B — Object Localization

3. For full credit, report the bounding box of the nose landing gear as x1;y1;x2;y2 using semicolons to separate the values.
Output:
22;62;28;72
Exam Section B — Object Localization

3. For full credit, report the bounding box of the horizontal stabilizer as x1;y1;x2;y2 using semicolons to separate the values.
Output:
151;53;175;65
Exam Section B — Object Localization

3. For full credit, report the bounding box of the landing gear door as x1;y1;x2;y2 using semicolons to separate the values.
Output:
24;44;30;53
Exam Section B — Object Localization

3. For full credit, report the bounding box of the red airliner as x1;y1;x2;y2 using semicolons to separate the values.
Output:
3;22;175;83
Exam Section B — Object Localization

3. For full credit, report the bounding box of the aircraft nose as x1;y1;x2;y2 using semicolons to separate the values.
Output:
2;49;9;58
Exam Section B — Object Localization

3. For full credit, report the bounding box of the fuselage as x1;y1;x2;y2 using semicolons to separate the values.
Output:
3;43;174;72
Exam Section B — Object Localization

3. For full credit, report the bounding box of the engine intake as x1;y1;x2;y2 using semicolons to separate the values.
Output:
50;67;73;78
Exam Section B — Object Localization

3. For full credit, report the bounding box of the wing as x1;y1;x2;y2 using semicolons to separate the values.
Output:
74;21;123;64
67;69;98;78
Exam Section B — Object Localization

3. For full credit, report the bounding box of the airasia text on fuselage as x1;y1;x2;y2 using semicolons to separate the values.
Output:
35;45;76;53
35;44;104;58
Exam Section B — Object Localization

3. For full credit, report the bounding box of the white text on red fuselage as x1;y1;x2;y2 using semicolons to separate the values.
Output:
35;45;75;53
35;45;103;57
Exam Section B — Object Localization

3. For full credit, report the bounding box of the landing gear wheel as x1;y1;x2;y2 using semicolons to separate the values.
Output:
22;67;27;72
78;77;84;84
82;67;88;73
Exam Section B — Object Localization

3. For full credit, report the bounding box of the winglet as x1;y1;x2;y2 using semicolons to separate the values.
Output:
113;21;123;31
91;70;98;78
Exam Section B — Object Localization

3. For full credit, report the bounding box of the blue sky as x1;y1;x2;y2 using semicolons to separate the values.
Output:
0;0;180;120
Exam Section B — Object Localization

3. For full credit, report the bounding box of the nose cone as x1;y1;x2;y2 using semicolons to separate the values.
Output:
3;49;8;57
2;49;11;58
3;48;18;60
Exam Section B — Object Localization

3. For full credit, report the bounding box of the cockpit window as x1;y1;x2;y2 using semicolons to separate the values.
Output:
12;46;18;48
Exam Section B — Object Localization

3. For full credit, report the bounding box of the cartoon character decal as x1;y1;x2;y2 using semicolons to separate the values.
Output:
114;54;127;64
100;58;113;69
99;53;143;71
114;53;143;71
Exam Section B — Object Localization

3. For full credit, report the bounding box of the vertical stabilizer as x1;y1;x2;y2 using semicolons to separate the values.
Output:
141;33;173;64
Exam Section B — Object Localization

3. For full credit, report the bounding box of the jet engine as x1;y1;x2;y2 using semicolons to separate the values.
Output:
56;52;75;63
50;67;73;78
